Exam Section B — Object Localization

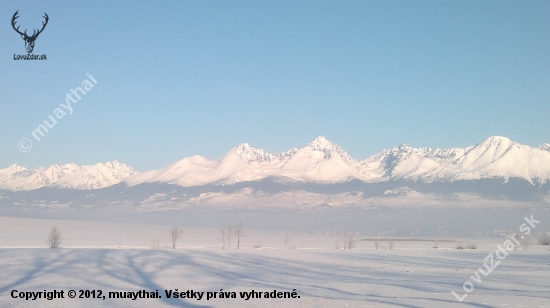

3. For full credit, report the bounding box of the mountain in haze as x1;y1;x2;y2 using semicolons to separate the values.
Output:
1;136;550;192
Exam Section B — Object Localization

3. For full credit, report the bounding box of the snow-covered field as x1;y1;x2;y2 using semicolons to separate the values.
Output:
1;216;550;307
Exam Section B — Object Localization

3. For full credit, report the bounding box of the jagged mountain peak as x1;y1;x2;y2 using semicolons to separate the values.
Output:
539;143;550;152
305;136;358;167
306;136;335;151
232;143;296;163
389;144;414;154
386;144;465;162
102;160;123;167
478;135;514;148
306;136;342;156
378;144;418;178
424;147;465;161
234;143;269;161
2;164;27;174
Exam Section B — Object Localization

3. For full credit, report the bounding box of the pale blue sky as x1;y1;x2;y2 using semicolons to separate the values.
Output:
1;0;549;171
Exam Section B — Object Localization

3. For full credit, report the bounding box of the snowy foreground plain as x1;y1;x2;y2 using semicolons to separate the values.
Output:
1;210;550;308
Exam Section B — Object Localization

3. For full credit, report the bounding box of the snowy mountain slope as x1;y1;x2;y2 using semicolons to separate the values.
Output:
0;163;78;191
125;155;217;187
125;137;360;186
278;137;360;182
125;143;298;187
357;136;550;184
0;161;135;191
357;145;460;181
52;161;136;189
427;136;550;183
125;135;550;187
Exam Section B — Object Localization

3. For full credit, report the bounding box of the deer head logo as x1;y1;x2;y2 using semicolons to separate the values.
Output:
11;11;49;54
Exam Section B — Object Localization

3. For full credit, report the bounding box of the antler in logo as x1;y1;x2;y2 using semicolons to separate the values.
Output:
11;11;49;54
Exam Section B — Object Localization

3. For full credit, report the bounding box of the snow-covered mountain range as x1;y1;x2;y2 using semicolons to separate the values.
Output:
126;135;550;187
0;161;135;191
2;136;550;192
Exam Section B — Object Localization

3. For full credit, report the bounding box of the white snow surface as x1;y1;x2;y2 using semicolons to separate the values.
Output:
0;217;549;307
0;161;135;191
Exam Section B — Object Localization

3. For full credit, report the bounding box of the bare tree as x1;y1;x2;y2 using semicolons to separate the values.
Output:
520;234;531;250
151;237;160;249
538;233;550;246
227;226;233;249
219;227;226;249
284;231;291;248
235;222;244;249
47;226;62;248
346;234;355;249
170;226;181;249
